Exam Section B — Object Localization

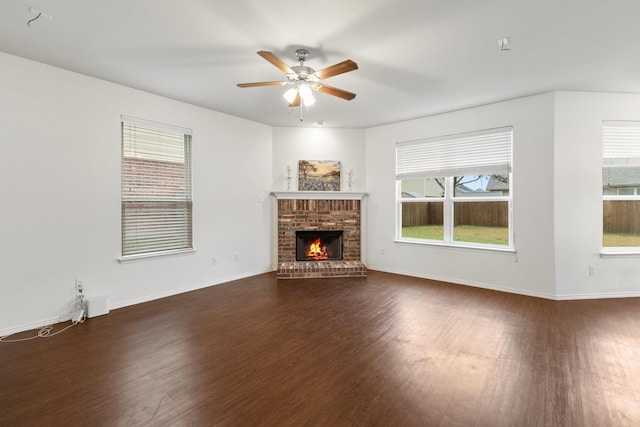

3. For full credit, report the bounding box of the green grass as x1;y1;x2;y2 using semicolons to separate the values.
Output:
603;232;640;247
402;224;444;240
403;227;640;248
402;224;509;245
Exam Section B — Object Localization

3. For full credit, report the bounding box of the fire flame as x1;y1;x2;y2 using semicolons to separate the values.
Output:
307;237;329;260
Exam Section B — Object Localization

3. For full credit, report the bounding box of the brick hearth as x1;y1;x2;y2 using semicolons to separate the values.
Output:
273;193;367;279
276;261;367;279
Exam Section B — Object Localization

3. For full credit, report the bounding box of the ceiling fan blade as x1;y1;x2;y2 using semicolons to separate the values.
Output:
316;84;357;101
237;81;287;88
313;60;358;80
257;50;295;75
289;91;301;107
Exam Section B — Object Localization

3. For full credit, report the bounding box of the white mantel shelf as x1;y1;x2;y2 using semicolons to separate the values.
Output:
271;191;367;200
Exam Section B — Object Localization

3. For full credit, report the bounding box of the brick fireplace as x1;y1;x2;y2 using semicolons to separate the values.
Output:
272;192;367;279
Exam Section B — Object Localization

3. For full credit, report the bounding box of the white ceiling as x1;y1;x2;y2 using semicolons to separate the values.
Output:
2;0;640;128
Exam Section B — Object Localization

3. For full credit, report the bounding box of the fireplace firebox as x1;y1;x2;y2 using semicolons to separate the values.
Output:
296;230;343;261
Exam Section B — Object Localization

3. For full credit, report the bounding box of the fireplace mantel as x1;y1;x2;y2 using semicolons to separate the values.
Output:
271;191;367;200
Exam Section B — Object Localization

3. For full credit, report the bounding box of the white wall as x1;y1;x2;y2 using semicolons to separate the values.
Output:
365;91;640;299
554;92;640;298
271;127;366;192
365;93;558;298
0;52;273;335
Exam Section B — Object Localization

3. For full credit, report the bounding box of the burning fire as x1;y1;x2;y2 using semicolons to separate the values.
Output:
307;238;329;260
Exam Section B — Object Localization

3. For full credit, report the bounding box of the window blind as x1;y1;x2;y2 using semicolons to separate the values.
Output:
603;121;640;166
396;126;513;179
121;117;193;257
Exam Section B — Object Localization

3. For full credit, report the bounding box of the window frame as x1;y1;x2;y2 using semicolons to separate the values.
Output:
119;116;194;261
602;121;640;254
397;175;514;251
395;127;514;252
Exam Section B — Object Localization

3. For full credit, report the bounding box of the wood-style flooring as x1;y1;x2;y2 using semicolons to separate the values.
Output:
2;271;640;426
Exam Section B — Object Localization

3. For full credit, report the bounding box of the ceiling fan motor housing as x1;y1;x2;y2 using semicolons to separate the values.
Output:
289;66;316;81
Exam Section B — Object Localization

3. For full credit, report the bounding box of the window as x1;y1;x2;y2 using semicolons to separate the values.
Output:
121;116;193;258
396;126;513;249
602;121;640;249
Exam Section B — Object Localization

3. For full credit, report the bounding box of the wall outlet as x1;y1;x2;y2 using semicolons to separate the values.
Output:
234;253;240;262
589;265;596;276
212;257;217;266
380;247;385;255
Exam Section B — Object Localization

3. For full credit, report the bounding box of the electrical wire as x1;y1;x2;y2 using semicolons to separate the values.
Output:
26;12;41;27
1;287;86;343
0;321;78;343
2;321;78;342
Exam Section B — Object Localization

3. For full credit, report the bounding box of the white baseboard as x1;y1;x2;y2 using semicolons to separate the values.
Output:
1;268;273;338
555;291;640;300
110;268;273;311
367;265;640;301
367;265;558;300
6;267;633;338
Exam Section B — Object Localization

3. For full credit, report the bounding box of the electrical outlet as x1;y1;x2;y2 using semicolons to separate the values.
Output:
589;265;596;276
380;247;385;255
234;253;240;262
212;257;217;266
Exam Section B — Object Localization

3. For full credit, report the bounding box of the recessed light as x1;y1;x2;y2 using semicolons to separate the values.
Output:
314;121;325;127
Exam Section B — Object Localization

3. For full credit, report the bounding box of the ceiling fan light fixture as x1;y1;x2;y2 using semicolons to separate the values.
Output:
299;84;315;106
283;87;298;104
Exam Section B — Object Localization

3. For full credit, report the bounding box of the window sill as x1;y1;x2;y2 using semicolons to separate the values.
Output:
395;238;516;255
118;248;196;263
600;250;640;258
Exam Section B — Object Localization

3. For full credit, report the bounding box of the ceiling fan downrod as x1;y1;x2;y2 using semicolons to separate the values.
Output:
291;49;315;81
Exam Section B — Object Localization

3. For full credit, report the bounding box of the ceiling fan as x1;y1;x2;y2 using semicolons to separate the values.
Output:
237;49;358;108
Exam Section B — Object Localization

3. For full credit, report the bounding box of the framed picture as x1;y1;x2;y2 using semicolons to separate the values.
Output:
298;160;341;191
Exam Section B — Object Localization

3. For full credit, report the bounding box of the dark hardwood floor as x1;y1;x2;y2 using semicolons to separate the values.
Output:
2;270;640;426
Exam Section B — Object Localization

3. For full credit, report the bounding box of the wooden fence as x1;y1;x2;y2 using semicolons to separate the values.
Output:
403;201;639;232
603;200;640;233
402;202;508;227
402;203;443;226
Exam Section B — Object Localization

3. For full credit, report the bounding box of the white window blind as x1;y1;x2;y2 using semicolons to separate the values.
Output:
396;126;513;179
603;121;640;166
121;116;193;257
